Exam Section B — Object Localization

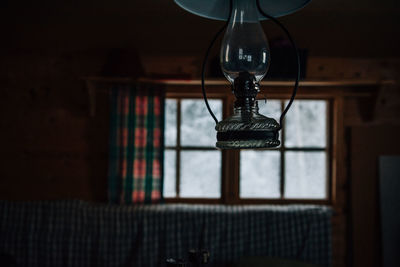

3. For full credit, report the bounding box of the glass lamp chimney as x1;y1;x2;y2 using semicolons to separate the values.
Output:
220;0;270;84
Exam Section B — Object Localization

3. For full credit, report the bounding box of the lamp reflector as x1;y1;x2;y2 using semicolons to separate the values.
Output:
174;0;311;21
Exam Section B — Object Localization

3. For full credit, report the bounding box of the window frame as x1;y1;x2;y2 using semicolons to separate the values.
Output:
164;87;336;205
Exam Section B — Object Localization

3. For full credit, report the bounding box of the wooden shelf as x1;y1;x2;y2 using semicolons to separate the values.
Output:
84;76;395;116
84;76;396;87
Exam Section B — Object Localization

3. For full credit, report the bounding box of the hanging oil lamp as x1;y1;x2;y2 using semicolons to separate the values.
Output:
175;0;310;149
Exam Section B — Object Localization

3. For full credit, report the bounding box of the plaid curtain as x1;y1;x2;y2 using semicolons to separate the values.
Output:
108;83;165;204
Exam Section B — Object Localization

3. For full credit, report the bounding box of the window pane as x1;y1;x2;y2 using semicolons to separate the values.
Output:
181;99;222;147
240;150;280;198
284;100;327;148
259;99;282;144
180;151;221;198
165;99;177;146
284;151;327;199
258;99;281;122
163;150;177;197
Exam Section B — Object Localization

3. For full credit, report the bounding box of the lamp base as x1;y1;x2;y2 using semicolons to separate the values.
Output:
215;106;281;149
215;72;281;149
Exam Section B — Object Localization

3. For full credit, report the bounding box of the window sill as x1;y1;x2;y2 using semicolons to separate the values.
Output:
164;198;332;206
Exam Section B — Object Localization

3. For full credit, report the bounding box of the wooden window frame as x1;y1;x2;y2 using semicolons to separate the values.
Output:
164;88;334;205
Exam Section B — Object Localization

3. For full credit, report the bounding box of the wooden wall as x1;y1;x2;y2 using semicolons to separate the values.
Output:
350;126;400;267
0;51;111;201
1;1;400;266
307;57;400;267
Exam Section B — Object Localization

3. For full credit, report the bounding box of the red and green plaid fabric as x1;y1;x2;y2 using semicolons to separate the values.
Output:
108;83;165;204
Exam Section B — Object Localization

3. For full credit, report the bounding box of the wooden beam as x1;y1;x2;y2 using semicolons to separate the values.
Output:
83;76;396;87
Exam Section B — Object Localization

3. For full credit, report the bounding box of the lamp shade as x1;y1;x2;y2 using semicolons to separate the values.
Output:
174;0;311;21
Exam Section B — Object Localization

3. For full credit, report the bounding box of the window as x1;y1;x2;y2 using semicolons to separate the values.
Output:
164;96;330;203
163;98;223;199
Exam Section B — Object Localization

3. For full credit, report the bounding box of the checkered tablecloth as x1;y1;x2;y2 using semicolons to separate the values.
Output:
0;200;332;267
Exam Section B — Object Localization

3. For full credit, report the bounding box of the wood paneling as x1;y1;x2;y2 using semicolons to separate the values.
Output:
350;126;400;267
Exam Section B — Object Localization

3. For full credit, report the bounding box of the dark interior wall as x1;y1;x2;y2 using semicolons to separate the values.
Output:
350;126;400;267
1;0;400;57
0;50;110;201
